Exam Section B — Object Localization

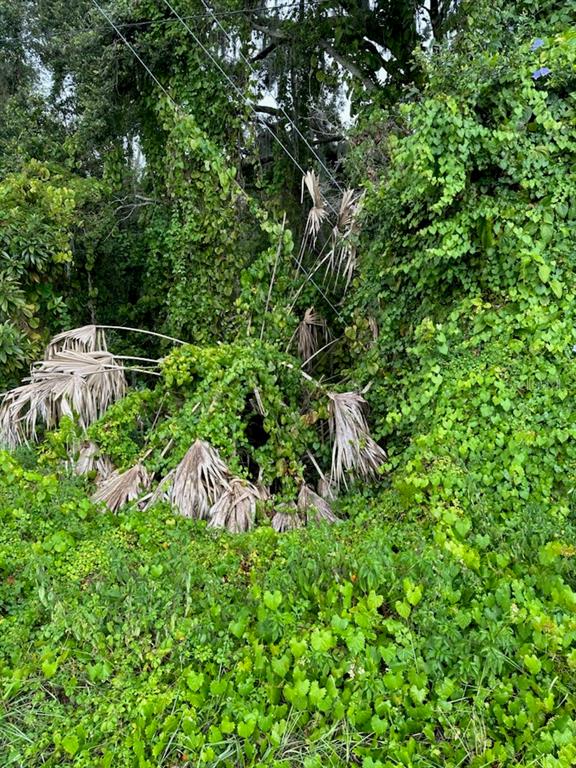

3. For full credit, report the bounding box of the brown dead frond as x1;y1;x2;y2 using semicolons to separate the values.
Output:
326;189;364;289
0;404;20;449
317;477;336;501
141;440;231;518
45;325;108;359
297;307;330;367
328;391;386;489
92;462;151;512
142;469;176;511
368;316;379;343
170;439;230;519
301;170;328;249
272;502;304;532
0;351;127;447
208;477;261;533
74;441;114;481
298;483;339;524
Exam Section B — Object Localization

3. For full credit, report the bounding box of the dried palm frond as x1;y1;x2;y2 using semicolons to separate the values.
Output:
0;404;20;449
272;502;304;533
317;477;336;501
208;477;261;533
328;391;387;489
297;307;329;367
45;325;108;359
92;462;151;512
142;469;176;511
74;440;114;481
368;316;379;343
298;483;339;524
170;439;230;519
301;170;328;249
326;189;364;288
0;351;127;447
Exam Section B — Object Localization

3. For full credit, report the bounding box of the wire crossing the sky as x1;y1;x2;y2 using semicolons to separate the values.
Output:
91;0;344;320
117;1;321;28
198;0;345;194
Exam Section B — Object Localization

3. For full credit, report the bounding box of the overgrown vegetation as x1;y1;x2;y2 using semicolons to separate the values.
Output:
2;0;576;765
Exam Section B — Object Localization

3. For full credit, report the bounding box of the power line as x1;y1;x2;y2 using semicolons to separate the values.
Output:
91;0;344;320
159;0;344;317
199;0;345;195
116;1;319;28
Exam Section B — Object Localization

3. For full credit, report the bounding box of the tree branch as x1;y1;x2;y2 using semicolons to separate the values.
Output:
254;104;282;116
319;42;377;92
251;41;278;62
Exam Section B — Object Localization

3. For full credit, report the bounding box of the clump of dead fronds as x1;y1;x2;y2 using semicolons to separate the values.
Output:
297;307;330;368
328;391;386;488
92;462;151;512
74;440;114;481
143;441;265;533
171;439;231;519
298;483;339;524
326;189;364;288
301;171;327;252
272;502;304;532
0;350;127;447
45;325;108;359
144;440;231;519
208;477;261;533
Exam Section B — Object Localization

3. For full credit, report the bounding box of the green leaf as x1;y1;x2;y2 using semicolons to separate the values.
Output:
41;659;58;679
550;279;563;298
263;590;282;610
186;671;204;692
271;654;291;678
289;637;307;658
395;600;411;619
370;714;388;735
523;654;542;675
311;629;335;652
62;734;79;756
237;717;257;738
538;263;551;283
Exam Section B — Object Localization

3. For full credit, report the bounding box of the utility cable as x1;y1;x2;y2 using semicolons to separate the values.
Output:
117;1;320;28
160;0;344;317
198;0;345;194
92;0;344;320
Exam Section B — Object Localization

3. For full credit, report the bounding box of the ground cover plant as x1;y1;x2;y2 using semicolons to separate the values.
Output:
1;452;576;767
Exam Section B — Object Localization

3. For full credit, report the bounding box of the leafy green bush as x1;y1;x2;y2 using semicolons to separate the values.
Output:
0;161;78;385
347;11;576;519
87;341;322;499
